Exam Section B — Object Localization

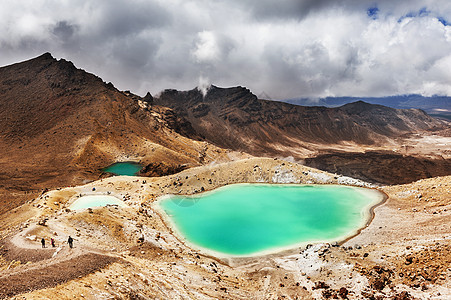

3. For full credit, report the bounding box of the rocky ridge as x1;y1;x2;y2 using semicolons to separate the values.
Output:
0;54;236;214
155;85;450;185
155;86;445;154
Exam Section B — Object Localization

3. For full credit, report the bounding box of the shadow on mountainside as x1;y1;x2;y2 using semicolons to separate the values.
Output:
305;151;451;185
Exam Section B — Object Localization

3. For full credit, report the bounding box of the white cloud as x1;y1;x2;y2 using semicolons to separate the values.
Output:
192;31;220;63
0;0;451;99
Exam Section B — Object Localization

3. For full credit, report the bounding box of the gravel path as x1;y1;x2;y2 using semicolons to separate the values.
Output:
0;239;54;263
0;252;118;298
0;234;119;299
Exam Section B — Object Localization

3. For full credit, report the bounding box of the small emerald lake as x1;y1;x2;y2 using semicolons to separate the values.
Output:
103;162;142;176
158;184;384;256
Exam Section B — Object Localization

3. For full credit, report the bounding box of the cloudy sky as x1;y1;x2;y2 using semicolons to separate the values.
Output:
1;0;451;99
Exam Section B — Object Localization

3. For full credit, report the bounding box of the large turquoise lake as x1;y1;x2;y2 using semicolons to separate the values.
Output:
158;184;383;256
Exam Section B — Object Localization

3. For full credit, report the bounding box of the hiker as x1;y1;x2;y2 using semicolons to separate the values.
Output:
41;238;45;248
68;236;73;248
51;238;55;248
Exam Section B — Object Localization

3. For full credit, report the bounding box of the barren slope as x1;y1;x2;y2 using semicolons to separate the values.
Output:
0;54;234;214
0;158;449;299
154;86;444;155
154;86;450;184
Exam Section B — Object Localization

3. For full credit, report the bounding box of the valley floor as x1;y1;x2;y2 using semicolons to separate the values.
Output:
0;157;450;299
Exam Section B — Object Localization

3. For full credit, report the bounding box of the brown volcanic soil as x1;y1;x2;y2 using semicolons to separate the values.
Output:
0;54;237;215
0;158;449;299
155;86;450;184
0;54;449;299
155;86;446;154
0;239;54;263
0;251;117;299
305;150;451;185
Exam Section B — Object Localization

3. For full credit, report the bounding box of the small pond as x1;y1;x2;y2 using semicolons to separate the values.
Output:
103;162;142;176
158;184;384;256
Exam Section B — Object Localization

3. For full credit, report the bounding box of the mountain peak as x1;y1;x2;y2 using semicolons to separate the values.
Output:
339;100;386;114
0;52;57;72
0;52;119;139
342;100;373;107
37;52;55;61
23;52;57;66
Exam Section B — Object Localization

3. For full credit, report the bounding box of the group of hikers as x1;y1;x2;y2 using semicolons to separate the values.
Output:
40;236;73;249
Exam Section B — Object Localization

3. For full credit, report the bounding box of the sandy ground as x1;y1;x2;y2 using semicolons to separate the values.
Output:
0;157;450;299
402;134;451;159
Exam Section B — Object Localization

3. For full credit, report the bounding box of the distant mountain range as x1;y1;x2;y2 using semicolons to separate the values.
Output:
283;95;451;120
154;86;449;184
155;86;444;159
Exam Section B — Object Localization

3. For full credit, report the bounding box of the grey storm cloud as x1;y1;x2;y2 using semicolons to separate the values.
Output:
52;21;77;41
230;0;442;20
234;0;373;20
1;0;451;99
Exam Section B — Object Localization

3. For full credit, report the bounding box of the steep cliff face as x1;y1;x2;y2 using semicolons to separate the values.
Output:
155;86;444;157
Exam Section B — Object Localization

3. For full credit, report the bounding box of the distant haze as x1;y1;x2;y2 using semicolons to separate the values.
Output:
284;95;451;119
1;1;451;99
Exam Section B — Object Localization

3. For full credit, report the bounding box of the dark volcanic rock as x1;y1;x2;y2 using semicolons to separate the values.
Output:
140;162;188;177
143;92;154;105
192;103;210;118
155;86;444;160
154;85;449;184
305;151;451;185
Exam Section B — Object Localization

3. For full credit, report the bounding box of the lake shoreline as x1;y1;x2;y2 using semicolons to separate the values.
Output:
155;183;386;261
3;157;449;299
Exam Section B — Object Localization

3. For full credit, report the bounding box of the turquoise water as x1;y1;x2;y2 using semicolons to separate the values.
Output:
159;184;382;256
69;195;126;210
103;162;142;176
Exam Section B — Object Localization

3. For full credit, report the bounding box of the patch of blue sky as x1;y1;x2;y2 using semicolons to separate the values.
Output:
398;7;430;23
437;17;449;26
367;6;379;20
397;7;449;26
